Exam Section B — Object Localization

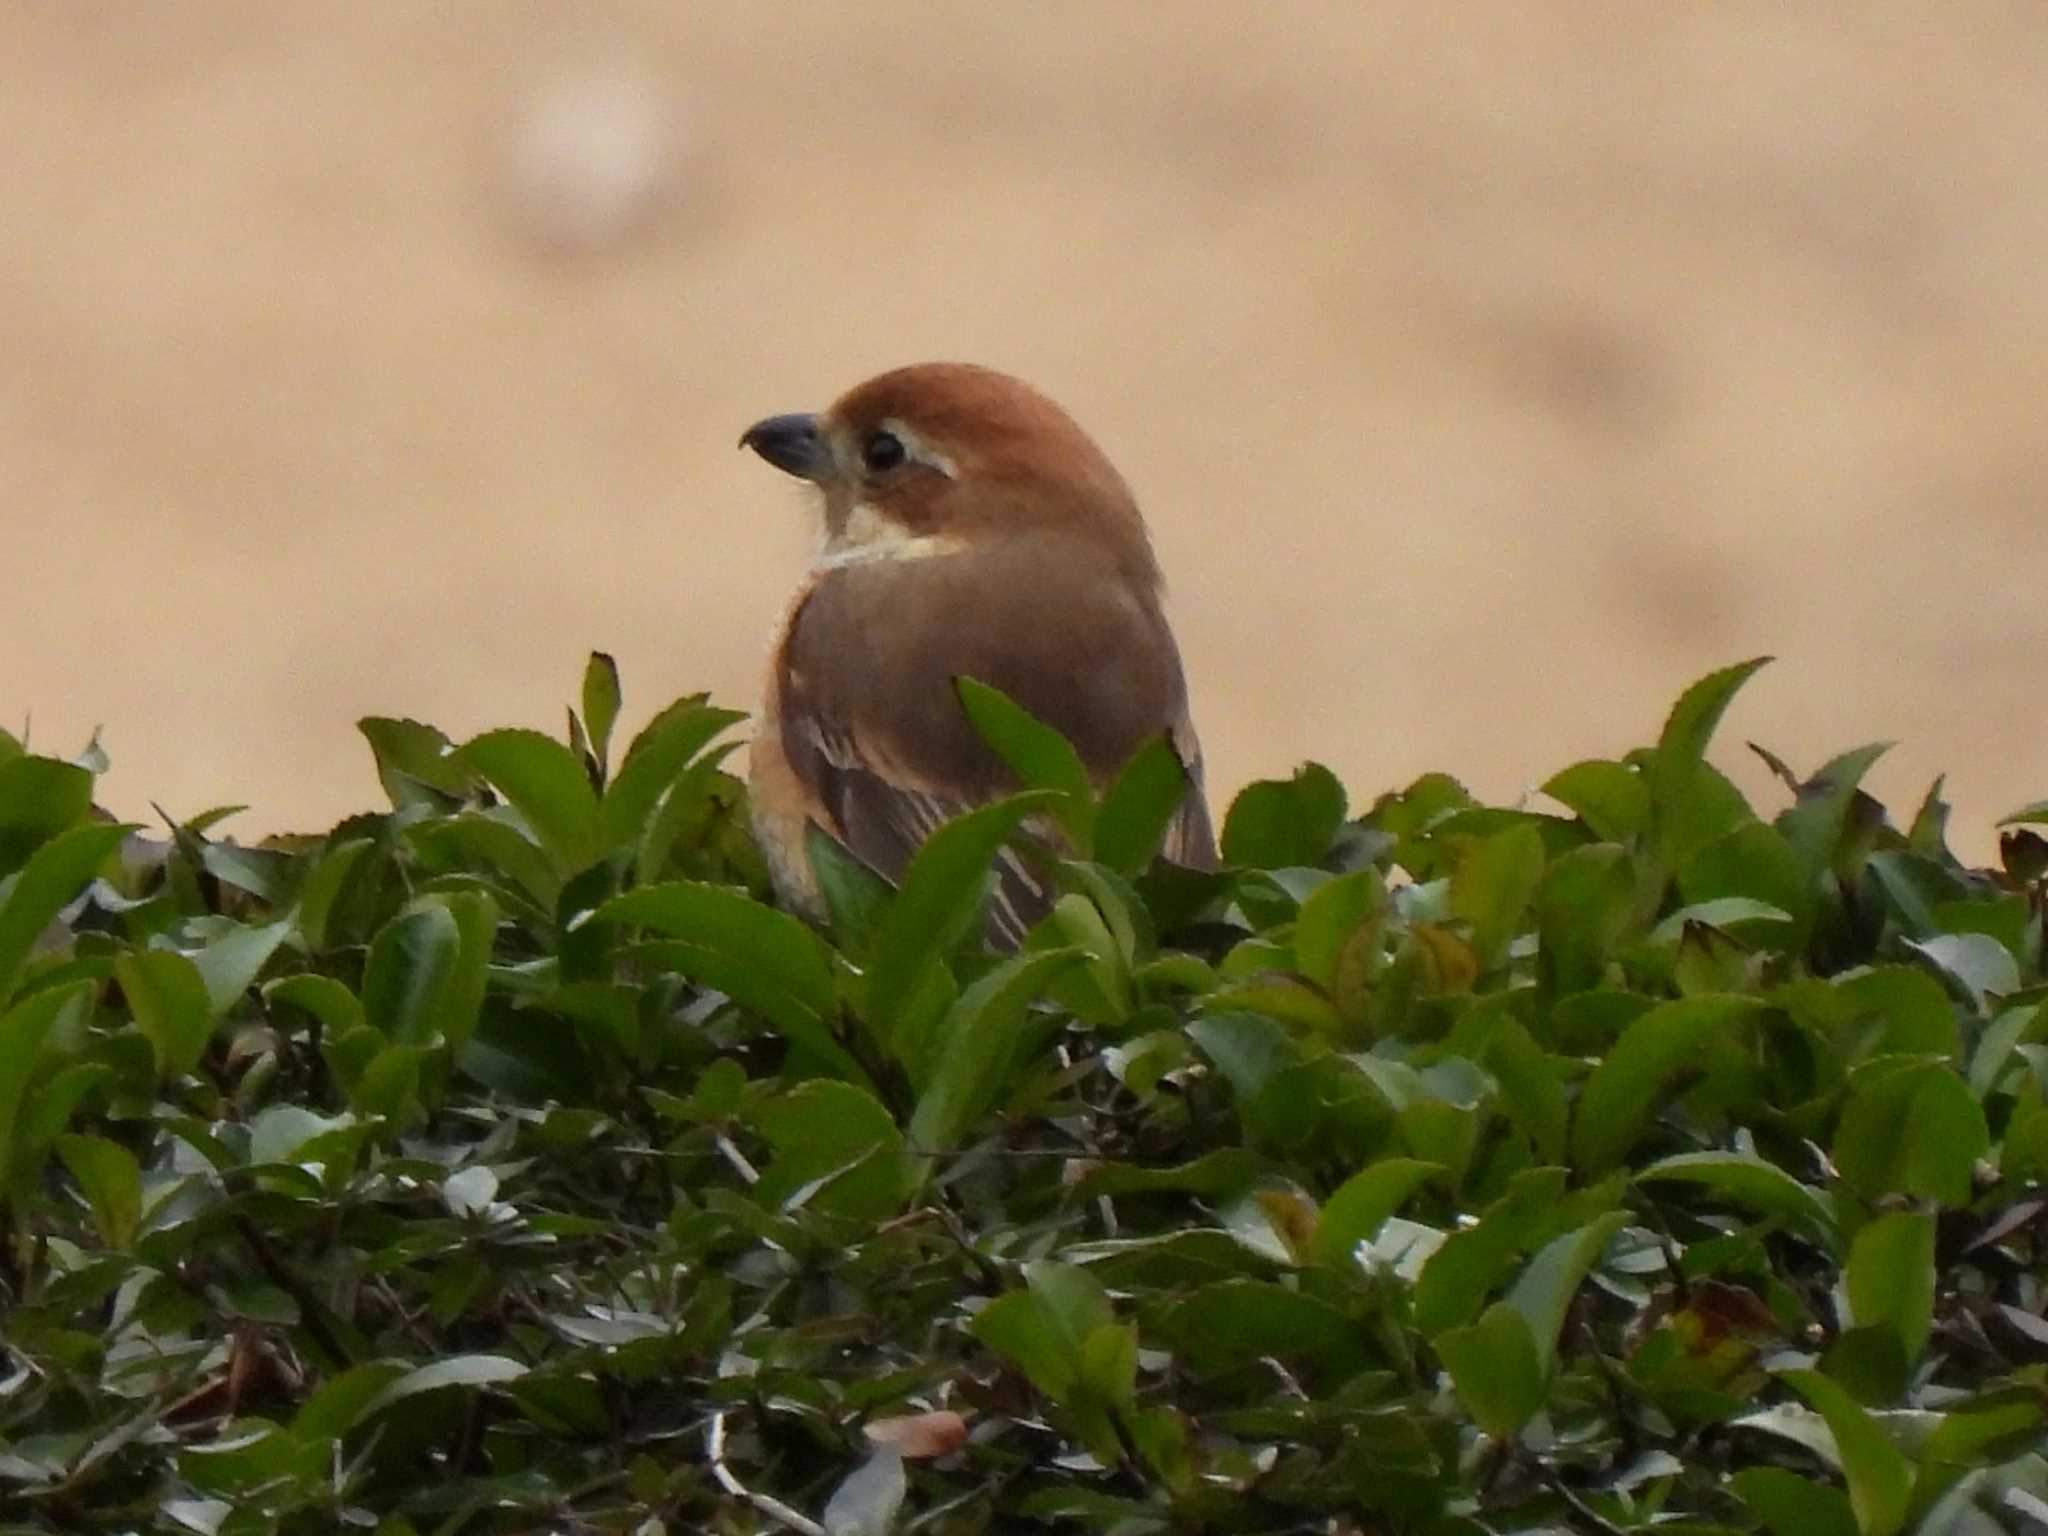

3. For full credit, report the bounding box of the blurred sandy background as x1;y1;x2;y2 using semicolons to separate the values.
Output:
5;4;2045;858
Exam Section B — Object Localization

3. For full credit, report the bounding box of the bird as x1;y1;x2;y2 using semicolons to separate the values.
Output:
739;362;1214;945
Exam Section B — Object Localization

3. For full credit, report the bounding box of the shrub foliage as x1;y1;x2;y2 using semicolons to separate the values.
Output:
1;655;2046;1534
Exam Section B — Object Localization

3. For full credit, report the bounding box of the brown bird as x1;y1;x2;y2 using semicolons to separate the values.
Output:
740;362;1213;944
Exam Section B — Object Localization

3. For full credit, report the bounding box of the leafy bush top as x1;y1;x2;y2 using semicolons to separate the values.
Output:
1;655;2046;1535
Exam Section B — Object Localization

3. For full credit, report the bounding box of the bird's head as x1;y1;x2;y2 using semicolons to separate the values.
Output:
741;362;1160;586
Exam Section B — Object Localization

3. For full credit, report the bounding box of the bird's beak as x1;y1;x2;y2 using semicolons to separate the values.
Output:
740;413;830;482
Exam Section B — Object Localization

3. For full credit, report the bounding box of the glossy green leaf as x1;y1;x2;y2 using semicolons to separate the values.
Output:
1097;734;1198;876
1535;842;1636;997
1729;1467;1859;1536
1637;1150;1838;1250
1845;1210;1935;1365
55;1134;141;1250
1504;1211;1626;1378
751;1079;907;1221
295;837;376;952
863;791;1059;1048
1160;1278;1373;1377
598;881;860;1081
1413;1167;1567;1336
1437;1302;1545;1440
0;754;96;877
580;651;622;779
188;918;292;1017
1542;758;1650;843
599;698;745;851
0;821;132;1008
1573;995;1758;1171
1782;1369;1913;1536
956;678;1096;850
1450;823;1545;968
908;947;1083;1157
456;728;603;875
362;904;461;1046
1650;657;1771;867
1311;1158;1440;1269
115;949;213;1080
1834;1058;1988;1205
1220;763;1346;869
357;715;468;805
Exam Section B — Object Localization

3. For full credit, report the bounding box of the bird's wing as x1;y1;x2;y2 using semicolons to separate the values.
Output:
1161;713;1219;871
778;668;1055;948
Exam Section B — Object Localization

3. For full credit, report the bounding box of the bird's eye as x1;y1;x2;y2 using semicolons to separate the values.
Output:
862;430;907;473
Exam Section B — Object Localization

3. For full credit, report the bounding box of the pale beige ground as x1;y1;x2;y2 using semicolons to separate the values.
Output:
6;5;2046;859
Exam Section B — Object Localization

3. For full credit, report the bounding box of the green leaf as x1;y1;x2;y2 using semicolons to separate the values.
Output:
1905;933;2020;1014
1778;743;1893;880
0;821;132;1008
580;651;622;780
1542;759;1650;843
115;949;213;1080
1437;1302;1545;1440
1834;1059;1988;1205
1025;1261;1116;1362
804;823;893;961
1637;1150;1839;1250
1573;996;1759;1171
751;1079;907;1221
1650;658;1770;867
1220;763;1347;869
262;974;366;1038
1311;1158;1440;1268
597;882;858;1081
55;1133;142;1250
362;904;461;1047
1413;1167;1567;1336
295;837;376;953
0;755;96;877
1450;823;1546;968
863;792;1060;1049
1504;1211;1626;1378
956;678;1096;851
357;716;469;805
421;890;496;1057
1782;1369;1913;1536
971;1292;1079;1403
409;812;562;911
1535;842;1636;997
1678;821;1813;947
1833;967;1960;1059
1997;797;2048;827
1186;1012;1300;1106
1912;1391;2048;1521
188;919;292;1017
291;1362;409;1442
456;728;603;876
1729;1467;1859;1536
1159;1278;1373;1377
600;698;745;851
1077;1322;1138;1414
1293;868;1387;1003
907;948;1084;1158
0;982;96;1191
1096;735;1198;876
361;1355;529;1417
1477;1013;1568;1164
1845;1210;1935;1366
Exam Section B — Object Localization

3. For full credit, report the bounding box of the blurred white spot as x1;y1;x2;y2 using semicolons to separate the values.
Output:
498;63;687;256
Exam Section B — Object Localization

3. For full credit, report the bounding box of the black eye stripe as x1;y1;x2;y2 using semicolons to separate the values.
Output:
863;431;907;473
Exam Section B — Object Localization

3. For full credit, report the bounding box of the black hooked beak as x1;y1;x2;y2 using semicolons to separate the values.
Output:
739;413;830;481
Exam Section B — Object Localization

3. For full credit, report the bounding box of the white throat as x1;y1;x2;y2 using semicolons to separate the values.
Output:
814;502;970;571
